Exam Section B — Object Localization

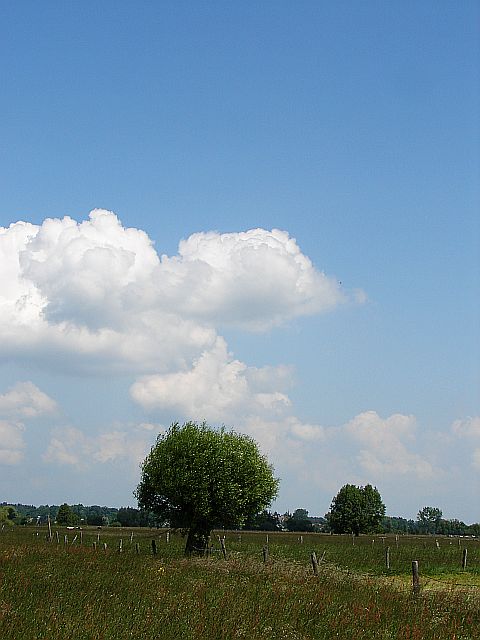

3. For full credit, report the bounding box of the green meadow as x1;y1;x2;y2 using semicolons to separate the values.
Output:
1;527;479;639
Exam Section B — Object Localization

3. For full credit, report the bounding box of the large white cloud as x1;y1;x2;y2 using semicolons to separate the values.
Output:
158;228;346;330
0;209;352;374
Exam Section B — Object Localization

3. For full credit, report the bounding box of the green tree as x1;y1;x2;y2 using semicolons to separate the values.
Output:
243;510;282;531
417;506;443;534
0;506;17;527
136;421;279;555
285;508;314;532
326;484;385;535
56;503;79;526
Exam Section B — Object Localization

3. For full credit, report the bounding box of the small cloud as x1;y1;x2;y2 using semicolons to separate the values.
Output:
0;420;25;465
289;420;325;442
452;416;480;439
344;411;434;479
43;427;88;468
0;381;57;418
130;336;293;422
353;288;368;305
43;424;153;470
473;449;480;471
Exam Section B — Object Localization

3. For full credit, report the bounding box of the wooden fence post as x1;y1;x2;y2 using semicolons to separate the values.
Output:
263;546;269;563
462;548;468;570
135;542;140;555
412;560;420;594
311;551;319;576
151;539;157;555
220;537;227;560
385;547;390;570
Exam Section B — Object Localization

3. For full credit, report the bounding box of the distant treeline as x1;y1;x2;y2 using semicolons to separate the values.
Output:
1;502;123;526
382;515;480;536
2;503;479;536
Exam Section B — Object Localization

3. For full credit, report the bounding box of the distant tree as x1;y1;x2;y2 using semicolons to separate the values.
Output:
136;421;279;555
117;507;156;528
326;484;385;535
56;503;79;526
285;508;314;532
417;506;443;534
243;510;282;531
0;506;16;527
437;518;467;536
5;506;17;521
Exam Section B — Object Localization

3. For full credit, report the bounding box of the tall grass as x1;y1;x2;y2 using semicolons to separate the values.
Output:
1;527;479;639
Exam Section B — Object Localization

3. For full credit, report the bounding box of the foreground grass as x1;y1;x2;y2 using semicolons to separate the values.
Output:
1;528;479;639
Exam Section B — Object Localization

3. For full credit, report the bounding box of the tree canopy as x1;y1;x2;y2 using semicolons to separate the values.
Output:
326;484;385;535
0;506;17;527
56;503;79;526
285;508;314;532
136;421;279;554
417;506;443;534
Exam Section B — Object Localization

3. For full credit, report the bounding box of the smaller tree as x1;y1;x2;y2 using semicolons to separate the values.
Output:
326;484;385;535
243;510;282;531
56;503;79;526
285;508;314;532
0;506;17;527
417;506;442;534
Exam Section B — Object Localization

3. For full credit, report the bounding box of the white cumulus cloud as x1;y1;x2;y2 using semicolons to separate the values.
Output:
159;228;347;330
130;337;291;422
0;209;355;374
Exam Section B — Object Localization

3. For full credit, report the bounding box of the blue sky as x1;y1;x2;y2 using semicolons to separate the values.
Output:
0;1;478;521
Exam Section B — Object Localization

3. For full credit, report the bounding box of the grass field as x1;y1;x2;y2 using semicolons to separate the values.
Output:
1;526;479;639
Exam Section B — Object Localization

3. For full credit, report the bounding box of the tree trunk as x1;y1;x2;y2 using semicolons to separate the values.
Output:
185;524;210;556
